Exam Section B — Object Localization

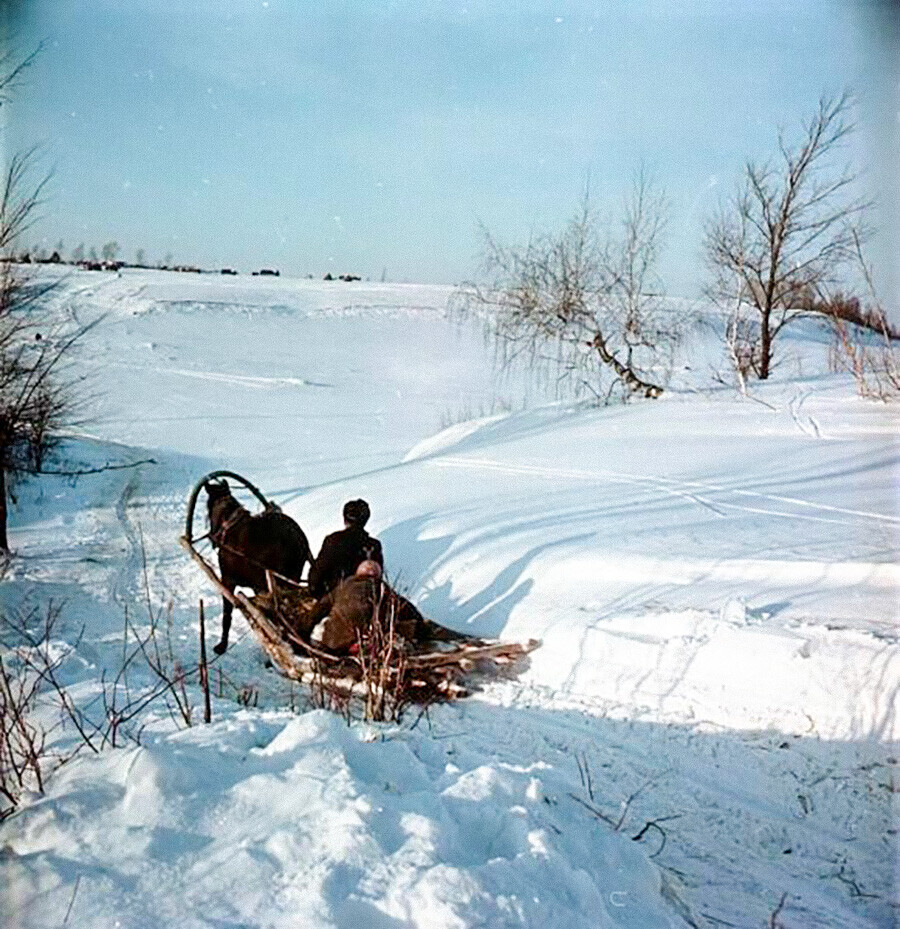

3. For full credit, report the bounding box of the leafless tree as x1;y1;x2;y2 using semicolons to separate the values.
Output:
606;169;679;389
456;173;679;402
705;93;868;380
100;241;119;263
0;62;95;550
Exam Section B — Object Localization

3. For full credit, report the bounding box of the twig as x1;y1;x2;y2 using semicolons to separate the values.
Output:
701;914;741;928
615;776;658;831
62;875;81;927
631;814;681;858
833;864;880;900
26;458;157;477
768;892;788;928
568;792;618;828
576;752;594;802
199;600;211;724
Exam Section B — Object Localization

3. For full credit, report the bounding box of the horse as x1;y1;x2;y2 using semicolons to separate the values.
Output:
204;479;312;654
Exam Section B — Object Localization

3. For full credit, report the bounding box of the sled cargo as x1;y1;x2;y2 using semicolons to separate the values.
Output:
181;470;540;700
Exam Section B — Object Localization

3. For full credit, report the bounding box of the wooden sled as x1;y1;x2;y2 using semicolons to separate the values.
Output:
181;472;540;702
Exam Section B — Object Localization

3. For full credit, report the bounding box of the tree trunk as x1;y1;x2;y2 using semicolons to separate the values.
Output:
590;333;664;398
759;308;772;380
0;467;8;552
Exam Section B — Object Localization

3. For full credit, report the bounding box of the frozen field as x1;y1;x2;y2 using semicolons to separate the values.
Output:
1;268;897;928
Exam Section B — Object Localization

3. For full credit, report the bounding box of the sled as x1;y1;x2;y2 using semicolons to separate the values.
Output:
181;471;540;701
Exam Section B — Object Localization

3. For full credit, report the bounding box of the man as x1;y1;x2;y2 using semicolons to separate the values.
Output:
308;560;422;653
308;499;384;598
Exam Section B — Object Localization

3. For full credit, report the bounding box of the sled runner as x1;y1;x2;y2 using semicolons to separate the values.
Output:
181;471;540;702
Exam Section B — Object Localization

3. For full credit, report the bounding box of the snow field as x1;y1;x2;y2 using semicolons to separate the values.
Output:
0;269;897;927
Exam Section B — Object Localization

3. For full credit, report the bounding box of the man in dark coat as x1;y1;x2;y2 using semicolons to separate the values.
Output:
308;560;422;653
308;499;384;598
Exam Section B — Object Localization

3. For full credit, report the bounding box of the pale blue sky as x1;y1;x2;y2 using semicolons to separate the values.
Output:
2;0;897;297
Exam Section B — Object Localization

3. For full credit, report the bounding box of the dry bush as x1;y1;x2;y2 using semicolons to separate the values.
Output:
306;589;414;724
0;572;207;823
827;232;900;401
805;290;900;339
306;655;353;721
305;587;455;724
355;592;411;723
830;317;900;401
0;56;99;551
0;601;89;820
0;587;224;821
0;637;47;820
2;595;197;760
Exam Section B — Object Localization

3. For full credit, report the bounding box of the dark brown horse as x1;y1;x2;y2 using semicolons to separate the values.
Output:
205;479;312;654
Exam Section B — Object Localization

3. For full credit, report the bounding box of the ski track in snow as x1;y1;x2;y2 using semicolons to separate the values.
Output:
431;455;900;525
101;360;317;390
790;390;823;440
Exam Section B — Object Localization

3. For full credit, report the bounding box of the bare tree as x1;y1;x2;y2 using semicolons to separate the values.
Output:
705;93;867;379
0;70;93;550
457;174;678;402
134;248;145;267
100;241;119;263
605;169;679;390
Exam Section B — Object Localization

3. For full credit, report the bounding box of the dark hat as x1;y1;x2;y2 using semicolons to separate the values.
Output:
343;498;371;526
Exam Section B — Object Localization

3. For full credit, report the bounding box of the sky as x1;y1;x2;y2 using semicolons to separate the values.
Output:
1;0;898;297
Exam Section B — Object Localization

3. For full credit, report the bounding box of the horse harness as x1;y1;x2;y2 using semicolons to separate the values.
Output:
210;501;315;584
209;502;250;549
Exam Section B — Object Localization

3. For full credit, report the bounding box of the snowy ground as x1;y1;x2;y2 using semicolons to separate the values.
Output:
1;268;897;928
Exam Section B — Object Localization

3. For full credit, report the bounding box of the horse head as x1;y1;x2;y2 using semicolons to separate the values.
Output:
204;479;240;535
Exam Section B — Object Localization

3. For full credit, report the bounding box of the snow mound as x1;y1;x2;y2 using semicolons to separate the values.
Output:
4;710;680;929
403;413;510;462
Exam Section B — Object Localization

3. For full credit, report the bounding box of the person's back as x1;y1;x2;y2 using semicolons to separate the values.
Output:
308;560;421;653
310;573;379;651
308;499;383;597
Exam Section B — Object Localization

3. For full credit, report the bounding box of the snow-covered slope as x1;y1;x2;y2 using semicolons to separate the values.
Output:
1;270;897;928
